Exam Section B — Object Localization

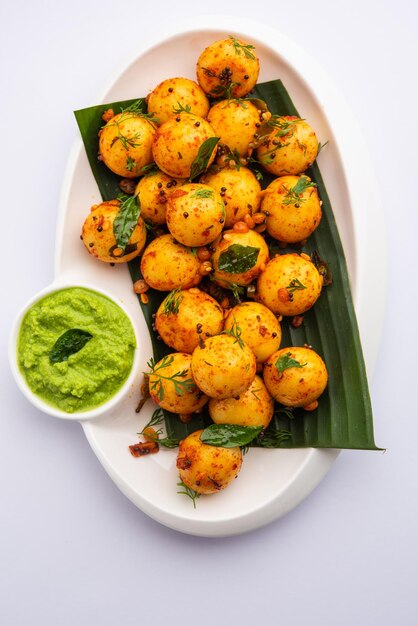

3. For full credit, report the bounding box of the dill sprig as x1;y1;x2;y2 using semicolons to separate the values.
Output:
162;288;183;315
286;278;306;293
223;317;245;349
229;36;256;60
147;356;195;401
177;481;201;508
282;176;317;206
172;102;191;114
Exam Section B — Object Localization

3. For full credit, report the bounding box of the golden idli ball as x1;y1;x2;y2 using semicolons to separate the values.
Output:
81;199;146;263
99;111;156;178
196;36;259;98
263;346;328;408
201;167;261;228
166;183;225;247
176;430;242;494
147;77;210;125
224;302;281;363
257;253;323;316
209;375;274;429
155;288;224;353
257;116;318;176
140;234;202;291
152;113;217;179
211;229;269;288
262;175;322;244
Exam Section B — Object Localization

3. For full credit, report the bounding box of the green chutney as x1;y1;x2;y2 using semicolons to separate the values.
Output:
18;287;136;413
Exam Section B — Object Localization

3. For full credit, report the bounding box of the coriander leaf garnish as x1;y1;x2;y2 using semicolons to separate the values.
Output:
260;142;290;164
163;288;183;315
172;102;191;114
200;424;263;447
282;176;317;206
120;99;146;115
229;35;256;60
189;137;220;180
223;148;243;170
113;194;141;252
177;481;201;508
125;155;136;172
190;188;213;199
268;115;302;137
49;329;93;363
140;407;165;432
222;317;245;349
140;162;159;176
147;355;195;401
218;244;260;274
286;278;306;293
276;352;307;373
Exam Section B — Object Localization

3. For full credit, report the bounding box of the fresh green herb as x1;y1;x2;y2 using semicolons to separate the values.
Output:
172;102;191;114
112;129;142;151
120;99;146;115
113;194;141;252
286;278;306;292
275;406;296;420
218;243;260;274
147;355;195;401
251;388;262;401
268;115;302;137
125;155;136;172
229;35;256;60
317;140;329;155
49;329;93;364
222;317;245;349
256;428;292;447
230;282;245;302
177;481;201;508
140;407;165;433
276;352;307;373
200;424;263;447
189;137;220;180
163;288;183;315
190;189;213;199
282;176;317;205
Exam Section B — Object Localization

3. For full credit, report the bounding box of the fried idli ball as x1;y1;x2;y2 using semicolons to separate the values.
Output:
201;167;261;227
257;116;318;176
155;288;224;353
166;183;225;247
209;375;274;429
135;171;185;225
191;334;256;399
257;253;323;316
81;199;146;263
224;302;281;363
152;113;217;179
211;229;269;288
176;430;242;495
148;352;208;414
99;112;156;178
207;99;263;158
147;77;210;125
263;346;328;408
262;175;322;243
196;36;259;98
140;234;202;291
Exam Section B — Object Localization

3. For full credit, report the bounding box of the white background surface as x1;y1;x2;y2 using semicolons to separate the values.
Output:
1;1;417;625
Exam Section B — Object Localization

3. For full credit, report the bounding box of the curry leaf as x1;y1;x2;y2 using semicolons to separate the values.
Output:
189;137;219;180
113;194;141;252
200;424;264;448
218;244;260;274
50;329;93;363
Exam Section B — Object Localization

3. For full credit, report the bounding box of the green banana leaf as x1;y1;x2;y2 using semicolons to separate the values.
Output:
74;80;380;450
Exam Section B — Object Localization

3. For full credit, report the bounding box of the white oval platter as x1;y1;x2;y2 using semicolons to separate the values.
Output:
54;16;386;537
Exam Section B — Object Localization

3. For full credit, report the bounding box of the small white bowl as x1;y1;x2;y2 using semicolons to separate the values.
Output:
9;281;140;421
